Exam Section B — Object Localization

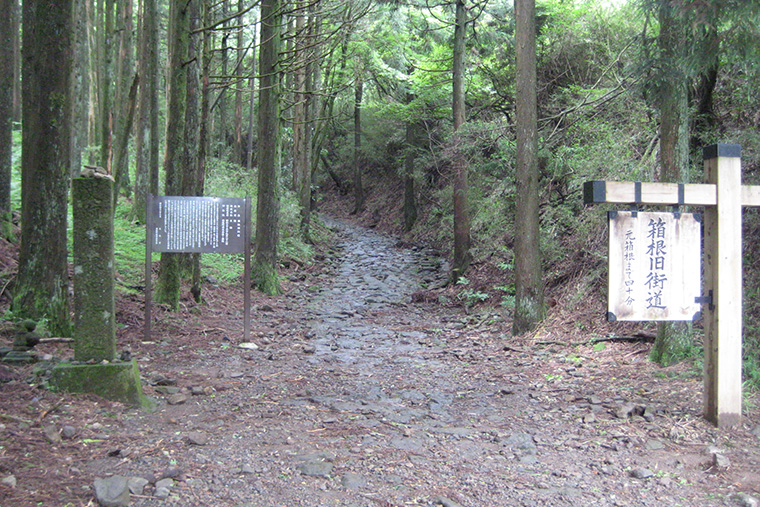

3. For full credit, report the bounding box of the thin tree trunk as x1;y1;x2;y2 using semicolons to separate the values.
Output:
0;0;13;239
15;0;74;336
352;77;364;214
100;0;115;171
193;0;214;302
233;0;245;166
253;0;283;295
451;0;470;282
183;0;202;302
404;84;417;232
513;0;544;335
293;0;311;237
11;0;20;124
218;0;229;153
652;2;692;365
71;0;90;179
246;15;257;173
112;0;135;200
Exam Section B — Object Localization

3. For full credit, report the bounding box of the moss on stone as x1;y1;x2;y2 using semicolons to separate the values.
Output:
49;360;153;409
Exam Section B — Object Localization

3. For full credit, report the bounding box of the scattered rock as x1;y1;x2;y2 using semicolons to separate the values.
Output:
732;492;759;507
61;425;77;439
712;452;731;469
644;439;664;450
155;477;174;489
158;468;183;480
1;474;17;488
154;385;181;395
239;342;259;350
630;468;654;480
297;460;334;478
340;472;366;490
127;476;149;495
186;431;209;446
42;425;62;444
433;496;464;507
93;476;131;507
166;393;190;405
614;404;637;419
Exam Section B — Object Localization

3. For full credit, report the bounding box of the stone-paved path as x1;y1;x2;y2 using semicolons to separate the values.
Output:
91;218;759;507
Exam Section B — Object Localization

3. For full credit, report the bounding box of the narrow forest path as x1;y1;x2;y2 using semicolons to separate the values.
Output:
4;217;760;507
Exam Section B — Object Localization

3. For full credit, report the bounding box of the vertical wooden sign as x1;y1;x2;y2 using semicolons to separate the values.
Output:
608;211;702;322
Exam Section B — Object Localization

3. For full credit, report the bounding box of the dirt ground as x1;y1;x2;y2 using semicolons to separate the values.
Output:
1;214;760;507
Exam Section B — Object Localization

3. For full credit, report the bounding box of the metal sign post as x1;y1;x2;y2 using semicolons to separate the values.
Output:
145;195;252;342
585;144;758;428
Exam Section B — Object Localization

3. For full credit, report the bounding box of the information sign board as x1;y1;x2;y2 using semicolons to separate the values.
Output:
149;196;246;253
608;211;702;321
145;195;251;342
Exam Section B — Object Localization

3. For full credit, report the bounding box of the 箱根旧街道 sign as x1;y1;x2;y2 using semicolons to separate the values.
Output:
608;211;702;322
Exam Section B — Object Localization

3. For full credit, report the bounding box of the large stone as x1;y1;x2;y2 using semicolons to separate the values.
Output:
93;476;131;507
49;360;152;408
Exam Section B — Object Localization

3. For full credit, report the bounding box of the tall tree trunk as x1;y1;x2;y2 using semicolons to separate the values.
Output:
100;0;115;171
183;0;202;302
651;2;692;365
112;0;135;201
233;0;245;166
352;76;364;214
404;88;417;233
0;0;14;240
133;0;160;222
193;0;214;302
246;14;257;173
71;0;90;179
86;0;99;157
218;0;229;154
293;0;312;237
11;0;20;124
253;0;283;295
15;0;74;336
155;0;190;309
451;0;470;282
513;0;544;335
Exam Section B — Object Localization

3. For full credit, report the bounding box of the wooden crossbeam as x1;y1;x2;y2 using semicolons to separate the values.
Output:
584;180;760;208
584;143;748;428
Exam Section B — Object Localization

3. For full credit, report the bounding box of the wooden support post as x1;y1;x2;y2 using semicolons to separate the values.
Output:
703;144;743;428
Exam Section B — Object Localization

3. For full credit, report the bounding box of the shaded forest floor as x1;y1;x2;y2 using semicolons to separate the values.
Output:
0;193;759;506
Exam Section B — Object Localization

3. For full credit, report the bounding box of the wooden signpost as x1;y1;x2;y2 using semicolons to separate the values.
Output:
584;144;755;428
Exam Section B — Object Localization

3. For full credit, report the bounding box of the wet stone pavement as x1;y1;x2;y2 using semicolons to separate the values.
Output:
110;217;757;507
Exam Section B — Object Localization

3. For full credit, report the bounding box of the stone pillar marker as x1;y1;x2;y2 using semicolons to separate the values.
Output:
72;174;116;361
50;173;151;408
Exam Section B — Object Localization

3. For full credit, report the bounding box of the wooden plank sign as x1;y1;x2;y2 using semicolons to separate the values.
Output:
608;211;702;322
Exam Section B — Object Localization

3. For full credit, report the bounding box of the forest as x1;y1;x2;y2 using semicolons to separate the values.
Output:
3;0;760;402
4;0;760;505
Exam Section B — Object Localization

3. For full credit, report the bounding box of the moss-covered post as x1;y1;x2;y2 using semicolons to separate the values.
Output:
50;173;151;408
72;175;116;361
